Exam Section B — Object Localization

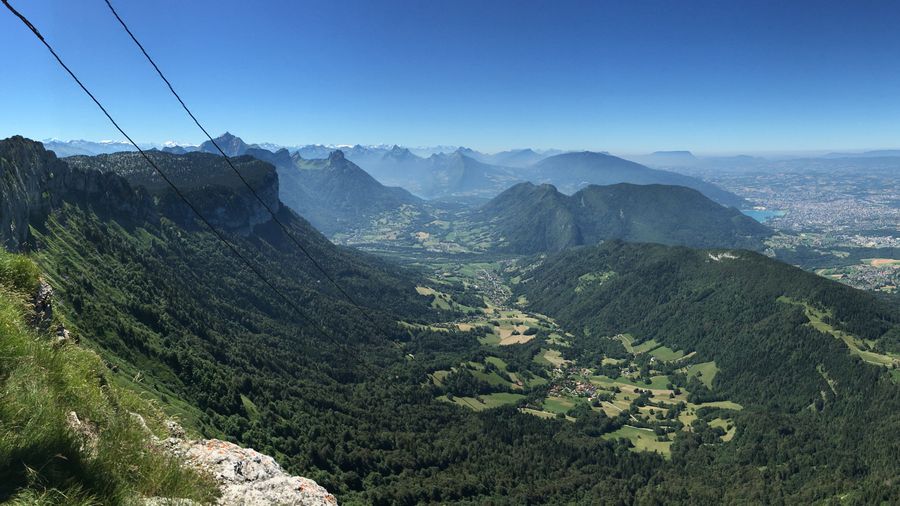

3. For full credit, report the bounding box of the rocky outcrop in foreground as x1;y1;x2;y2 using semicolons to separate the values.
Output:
167;438;337;506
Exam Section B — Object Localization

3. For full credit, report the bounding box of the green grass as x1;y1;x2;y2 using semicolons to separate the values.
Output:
696;400;743;411
485;356;509;370
574;271;616;294
241;394;261;421
0;249;41;294
891;369;900;383
606;374;671;390
439;393;525;411
603;425;672;457
540;349;567;367
478;331;502;346
685;361;719;388
632;338;661;354
472;370;515;389
0;250;218;504
542;396;579;414
648;345;685;362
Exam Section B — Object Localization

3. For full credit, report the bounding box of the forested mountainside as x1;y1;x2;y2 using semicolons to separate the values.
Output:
514;241;899;501
528;151;747;208
475;182;770;253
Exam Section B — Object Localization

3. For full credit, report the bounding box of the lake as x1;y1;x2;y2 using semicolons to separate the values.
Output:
741;209;786;223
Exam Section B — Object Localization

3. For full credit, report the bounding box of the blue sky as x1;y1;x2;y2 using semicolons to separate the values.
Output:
2;0;899;154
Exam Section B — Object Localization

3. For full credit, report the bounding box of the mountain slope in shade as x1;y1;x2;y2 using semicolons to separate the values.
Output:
418;152;522;198
175;133;420;235
529;151;747;208
66;150;281;236
277;150;422;235
242;144;421;234
475;182;770;253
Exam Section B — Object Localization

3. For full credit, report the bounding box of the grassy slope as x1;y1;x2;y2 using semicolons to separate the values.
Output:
0;249;217;504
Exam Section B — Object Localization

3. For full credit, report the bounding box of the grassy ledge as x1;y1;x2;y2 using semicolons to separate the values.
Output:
0;249;218;505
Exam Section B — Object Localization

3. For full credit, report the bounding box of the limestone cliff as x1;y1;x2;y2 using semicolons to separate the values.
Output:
0;135;154;250
0;136;284;250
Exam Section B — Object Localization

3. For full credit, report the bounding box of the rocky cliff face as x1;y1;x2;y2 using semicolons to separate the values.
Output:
0;136;154;250
66;150;281;237
1;137;283;247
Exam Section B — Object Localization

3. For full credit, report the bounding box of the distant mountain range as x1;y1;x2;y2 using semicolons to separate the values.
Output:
42;134;793;218
524;151;747;208
625;150;699;168
474;182;770;253
41;139;140;157
246;145;421;235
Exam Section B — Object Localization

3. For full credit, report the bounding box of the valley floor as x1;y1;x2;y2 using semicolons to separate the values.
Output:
405;260;747;458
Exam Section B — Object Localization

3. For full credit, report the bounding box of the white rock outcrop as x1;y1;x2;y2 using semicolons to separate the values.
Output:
168;438;337;506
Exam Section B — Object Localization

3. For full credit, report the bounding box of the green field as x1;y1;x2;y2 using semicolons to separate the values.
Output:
533;348;567;367
632;338;662;354
648;345;686;362
542;396;579;414
614;333;636;353
439;392;525;411
685;361;719;388
697;400;743;411
600;374;671;390
603;425;672;457
485;356;509;369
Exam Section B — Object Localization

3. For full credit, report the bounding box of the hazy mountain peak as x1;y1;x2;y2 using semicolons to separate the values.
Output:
200;132;252;157
382;145;417;161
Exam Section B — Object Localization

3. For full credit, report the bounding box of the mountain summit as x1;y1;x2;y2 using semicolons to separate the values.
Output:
530;151;746;207
475;182;770;253
199;132;253;157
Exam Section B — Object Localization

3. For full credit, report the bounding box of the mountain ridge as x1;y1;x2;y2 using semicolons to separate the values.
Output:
529;151;747;208
474;181;770;253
